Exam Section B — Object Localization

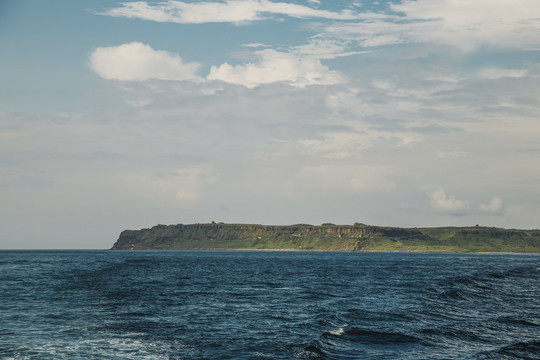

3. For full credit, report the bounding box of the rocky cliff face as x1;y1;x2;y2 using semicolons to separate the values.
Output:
111;223;426;250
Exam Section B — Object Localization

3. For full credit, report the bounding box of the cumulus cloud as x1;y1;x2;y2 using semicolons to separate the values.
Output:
90;42;201;81
428;189;470;215
207;49;344;87
99;0;377;24
90;43;343;87
479;197;504;215
322;0;540;50
428;191;505;216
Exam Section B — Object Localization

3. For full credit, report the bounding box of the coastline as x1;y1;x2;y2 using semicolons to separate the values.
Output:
111;248;540;255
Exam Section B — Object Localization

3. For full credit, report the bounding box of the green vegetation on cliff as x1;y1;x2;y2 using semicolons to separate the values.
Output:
111;223;540;253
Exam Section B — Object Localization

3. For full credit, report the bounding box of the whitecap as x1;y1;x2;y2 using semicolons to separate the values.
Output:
328;324;348;336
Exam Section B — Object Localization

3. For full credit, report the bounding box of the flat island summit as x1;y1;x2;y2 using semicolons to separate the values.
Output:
111;223;540;253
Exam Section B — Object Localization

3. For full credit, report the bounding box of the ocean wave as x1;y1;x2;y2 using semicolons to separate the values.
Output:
0;336;174;360
475;340;540;359
420;325;492;344
495;316;540;328
298;344;329;360
323;326;421;345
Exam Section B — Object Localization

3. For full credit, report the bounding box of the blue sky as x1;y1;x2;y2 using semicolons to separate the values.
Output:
1;0;540;248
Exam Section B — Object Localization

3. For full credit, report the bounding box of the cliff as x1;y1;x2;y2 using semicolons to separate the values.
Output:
111;223;540;253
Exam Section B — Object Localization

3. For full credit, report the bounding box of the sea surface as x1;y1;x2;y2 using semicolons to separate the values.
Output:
1;251;539;359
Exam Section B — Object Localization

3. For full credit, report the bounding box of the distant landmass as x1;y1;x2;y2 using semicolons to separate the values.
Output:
111;223;540;253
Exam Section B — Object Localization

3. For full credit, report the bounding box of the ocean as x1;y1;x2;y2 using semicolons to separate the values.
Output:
1;250;539;359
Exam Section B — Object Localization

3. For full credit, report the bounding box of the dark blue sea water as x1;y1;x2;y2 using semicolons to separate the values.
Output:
1;251;539;359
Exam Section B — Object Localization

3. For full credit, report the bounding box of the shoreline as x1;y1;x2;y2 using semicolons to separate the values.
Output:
110;248;540;255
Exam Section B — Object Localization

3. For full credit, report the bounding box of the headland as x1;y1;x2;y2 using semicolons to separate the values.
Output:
111;223;540;253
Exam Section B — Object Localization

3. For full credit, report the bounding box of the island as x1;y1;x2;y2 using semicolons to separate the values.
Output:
111;222;540;253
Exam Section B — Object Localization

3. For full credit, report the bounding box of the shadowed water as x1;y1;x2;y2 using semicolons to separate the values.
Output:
1;251;539;359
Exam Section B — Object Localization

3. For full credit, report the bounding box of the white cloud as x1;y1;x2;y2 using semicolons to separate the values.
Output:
207;49;344;87
322;0;540;50
100;0;371;24
90;42;201;81
428;191;505;217
479;197;504;215
242;42;271;48
90;43;344;88
391;0;540;49
428;189;470;215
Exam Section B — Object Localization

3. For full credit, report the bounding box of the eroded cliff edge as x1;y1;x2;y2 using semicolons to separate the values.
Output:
111;223;540;253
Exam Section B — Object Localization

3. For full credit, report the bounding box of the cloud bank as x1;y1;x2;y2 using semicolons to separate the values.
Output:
320;0;540;50
100;0;374;24
101;1;540;51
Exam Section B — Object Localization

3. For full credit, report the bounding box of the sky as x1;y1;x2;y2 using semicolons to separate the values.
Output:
1;0;540;249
